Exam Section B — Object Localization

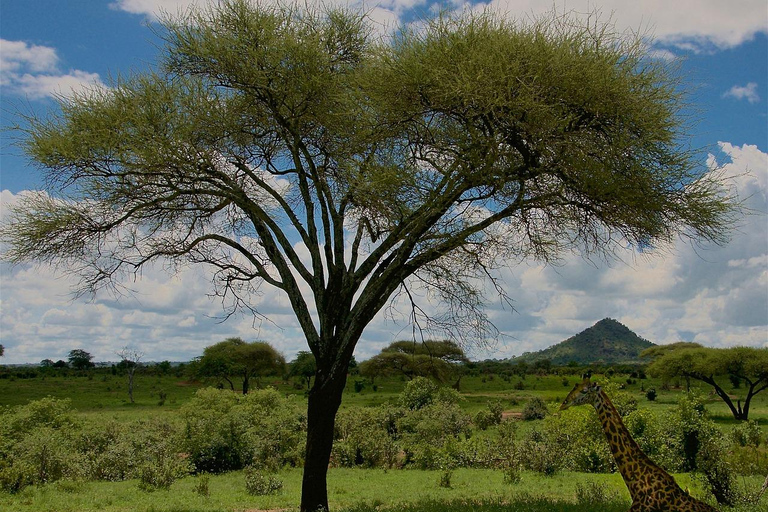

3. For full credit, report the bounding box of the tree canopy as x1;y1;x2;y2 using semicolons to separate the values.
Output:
289;351;317;391
67;349;94;370
195;338;285;394
360;339;468;384
644;344;768;420
2;1;737;509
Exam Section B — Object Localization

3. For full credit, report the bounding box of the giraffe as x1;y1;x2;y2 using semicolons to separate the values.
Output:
560;377;718;512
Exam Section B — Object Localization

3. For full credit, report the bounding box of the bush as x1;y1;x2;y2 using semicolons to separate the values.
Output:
696;436;737;506
645;388;657;401
193;473;210;497
730;420;762;448
575;481;621;506
521;397;548;420
134;419;191;491
474;401;503;430
244;466;283;496
180;387;306;473
332;407;398;468
0;398;83;492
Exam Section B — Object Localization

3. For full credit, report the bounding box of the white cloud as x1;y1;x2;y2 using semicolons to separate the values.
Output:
0;39;106;100
723;82;761;104
0;39;59;74
462;0;767;51
108;0;767;58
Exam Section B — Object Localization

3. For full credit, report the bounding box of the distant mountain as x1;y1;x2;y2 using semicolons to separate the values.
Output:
512;318;655;365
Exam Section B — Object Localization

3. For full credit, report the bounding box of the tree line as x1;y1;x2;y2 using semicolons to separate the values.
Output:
3;339;766;422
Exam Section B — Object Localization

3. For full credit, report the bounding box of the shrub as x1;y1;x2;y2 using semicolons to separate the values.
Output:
180;387;306;473
645;388;657;401
502;464;521;484
696;436;737;506
575;481;621;506
0;398;83;492
332;407;398;468
399;377;438;410
244;466;283;496
134;419;191;491
730;420;762;448
438;469;452;488
193;473;210;497
521;397;548;420
474;400;503;430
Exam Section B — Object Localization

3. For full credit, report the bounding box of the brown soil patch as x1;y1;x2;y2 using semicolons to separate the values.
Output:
502;411;523;420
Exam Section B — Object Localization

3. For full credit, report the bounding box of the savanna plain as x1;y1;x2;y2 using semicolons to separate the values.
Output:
1;365;766;512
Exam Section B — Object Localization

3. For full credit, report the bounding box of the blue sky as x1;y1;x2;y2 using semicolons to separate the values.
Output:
1;0;766;364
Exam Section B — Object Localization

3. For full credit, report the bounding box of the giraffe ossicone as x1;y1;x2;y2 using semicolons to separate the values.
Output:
560;377;718;512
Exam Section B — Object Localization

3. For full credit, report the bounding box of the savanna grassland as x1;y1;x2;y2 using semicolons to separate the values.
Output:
1;366;766;512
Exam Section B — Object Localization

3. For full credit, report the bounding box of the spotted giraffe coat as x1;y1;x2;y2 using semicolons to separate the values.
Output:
561;378;718;512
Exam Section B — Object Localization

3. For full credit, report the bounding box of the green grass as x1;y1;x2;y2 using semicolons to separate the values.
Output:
2;469;766;512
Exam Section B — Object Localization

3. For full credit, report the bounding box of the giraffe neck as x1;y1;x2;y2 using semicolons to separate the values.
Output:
592;389;652;493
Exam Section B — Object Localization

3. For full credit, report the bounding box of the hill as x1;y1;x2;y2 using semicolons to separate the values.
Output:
512;318;655;365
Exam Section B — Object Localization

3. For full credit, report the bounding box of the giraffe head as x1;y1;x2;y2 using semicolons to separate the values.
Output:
560;376;601;410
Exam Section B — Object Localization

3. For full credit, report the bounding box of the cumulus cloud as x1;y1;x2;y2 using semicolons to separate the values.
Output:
1;144;766;364
0;39;106;100
723;82;761;104
468;0;767;51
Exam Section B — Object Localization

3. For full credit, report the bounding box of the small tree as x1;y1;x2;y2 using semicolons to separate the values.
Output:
0;344;4;357
644;345;768;421
196;338;285;394
116;347;144;403
67;349;94;370
289;351;317;391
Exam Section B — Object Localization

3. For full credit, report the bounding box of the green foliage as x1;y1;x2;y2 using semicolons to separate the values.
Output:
288;351;316;390
521;406;613;475
645;387;657;401
67;349;94;370
646;345;768;420
194;339;285;394
522;397;549;420
134;418;191;491
731;420;763;448
243;466;283;496
474;400;503;431
398;377;460;410
696;435;738;506
193;473;210;497
333;407;398;468
0;398;82;492
574;481;621;506
180;387;306;473
361;340;469;384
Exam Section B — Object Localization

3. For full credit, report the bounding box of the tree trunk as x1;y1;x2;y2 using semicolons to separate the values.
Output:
300;369;347;512
243;374;249;395
128;369;135;403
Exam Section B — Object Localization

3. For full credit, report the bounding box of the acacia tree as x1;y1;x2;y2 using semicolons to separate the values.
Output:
196;338;285;394
67;349;94;370
644;344;768;420
2;2;736;510
360;339;468;384
290;351;317;391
